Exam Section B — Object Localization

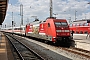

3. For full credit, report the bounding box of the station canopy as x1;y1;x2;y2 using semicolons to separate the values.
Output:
0;0;8;25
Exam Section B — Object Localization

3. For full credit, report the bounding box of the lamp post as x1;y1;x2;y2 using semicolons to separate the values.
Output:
87;2;90;19
20;4;23;25
85;13;86;19
68;17;71;24
50;0;53;17
11;3;14;33
26;18;29;24
75;10;77;21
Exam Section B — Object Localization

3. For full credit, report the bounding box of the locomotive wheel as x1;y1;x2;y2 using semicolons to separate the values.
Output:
69;40;75;47
45;41;48;43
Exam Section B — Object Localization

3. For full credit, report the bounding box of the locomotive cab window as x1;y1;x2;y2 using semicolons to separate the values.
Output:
61;22;68;26
48;23;50;27
55;22;68;27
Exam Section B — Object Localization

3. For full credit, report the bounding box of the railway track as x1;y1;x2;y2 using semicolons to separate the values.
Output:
5;33;90;60
61;47;90;59
5;33;44;60
70;47;90;56
15;34;90;59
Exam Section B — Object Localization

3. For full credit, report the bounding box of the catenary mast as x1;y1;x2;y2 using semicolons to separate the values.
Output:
50;0;53;17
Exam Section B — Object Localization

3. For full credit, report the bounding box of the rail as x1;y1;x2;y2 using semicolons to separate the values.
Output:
5;33;45;60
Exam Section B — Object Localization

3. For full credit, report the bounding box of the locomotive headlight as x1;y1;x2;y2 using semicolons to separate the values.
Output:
53;37;56;41
56;26;59;27
53;37;56;39
57;33;59;35
67;33;70;35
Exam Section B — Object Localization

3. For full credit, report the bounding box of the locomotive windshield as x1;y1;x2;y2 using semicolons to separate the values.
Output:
55;22;68;26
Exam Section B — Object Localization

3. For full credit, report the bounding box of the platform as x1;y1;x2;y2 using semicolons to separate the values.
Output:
73;34;90;43
0;32;14;60
0;32;90;60
73;34;90;51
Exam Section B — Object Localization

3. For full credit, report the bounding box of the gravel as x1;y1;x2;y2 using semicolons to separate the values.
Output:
18;36;89;60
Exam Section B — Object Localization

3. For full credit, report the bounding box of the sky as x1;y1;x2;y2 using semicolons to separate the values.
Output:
2;0;90;27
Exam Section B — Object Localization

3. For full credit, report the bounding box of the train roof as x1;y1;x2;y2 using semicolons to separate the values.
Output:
27;20;46;25
72;19;90;24
1;25;25;30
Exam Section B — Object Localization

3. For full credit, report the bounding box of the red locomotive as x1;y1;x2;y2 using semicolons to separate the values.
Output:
25;17;75;47
69;19;90;34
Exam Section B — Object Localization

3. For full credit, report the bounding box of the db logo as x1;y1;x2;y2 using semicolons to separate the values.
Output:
41;24;43;28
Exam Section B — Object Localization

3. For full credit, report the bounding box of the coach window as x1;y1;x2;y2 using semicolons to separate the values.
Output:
84;23;88;26
24;27;25;30
8;29;11;30
48;23;50;27
21;28;23;30
75;24;77;26
18;28;23;30
80;23;83;26
73;24;75;26
76;24;79;26
84;31;88;34
69;24;72;27
14;28;17;30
